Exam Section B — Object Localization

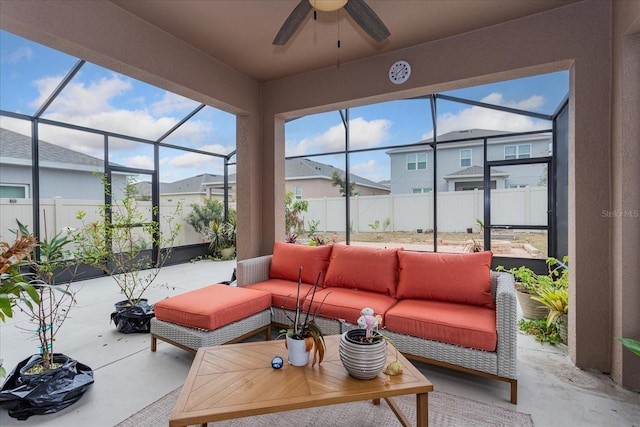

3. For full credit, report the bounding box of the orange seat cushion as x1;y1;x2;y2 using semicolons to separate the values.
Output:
396;250;494;308
246;279;314;311
385;299;497;351
304;288;398;325
324;244;401;296
269;242;333;286
154;284;271;330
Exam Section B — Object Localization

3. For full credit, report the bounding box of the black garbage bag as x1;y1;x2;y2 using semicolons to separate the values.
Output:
221;268;237;286
0;353;94;420
110;299;155;334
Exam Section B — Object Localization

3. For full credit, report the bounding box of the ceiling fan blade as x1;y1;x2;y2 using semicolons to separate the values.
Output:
273;0;313;45
344;0;390;43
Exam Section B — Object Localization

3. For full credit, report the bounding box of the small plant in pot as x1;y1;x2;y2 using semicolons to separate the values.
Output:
74;176;182;333
209;215;236;259
496;256;568;320
280;267;327;367
0;220;94;420
339;308;403;380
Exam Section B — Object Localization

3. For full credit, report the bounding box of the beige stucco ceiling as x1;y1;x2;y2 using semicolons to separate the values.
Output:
110;0;579;83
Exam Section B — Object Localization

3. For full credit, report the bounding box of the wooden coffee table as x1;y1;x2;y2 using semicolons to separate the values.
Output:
169;334;433;426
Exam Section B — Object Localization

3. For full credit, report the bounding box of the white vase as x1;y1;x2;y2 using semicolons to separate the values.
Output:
286;335;309;366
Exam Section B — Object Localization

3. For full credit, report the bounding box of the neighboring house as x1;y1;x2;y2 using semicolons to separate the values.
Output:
138;158;390;203
386;129;551;193
0;128;126;199
285;158;390;199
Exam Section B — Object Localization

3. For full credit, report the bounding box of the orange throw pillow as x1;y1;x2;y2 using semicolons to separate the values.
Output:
396;251;494;308
324;244;400;296
269;242;333;285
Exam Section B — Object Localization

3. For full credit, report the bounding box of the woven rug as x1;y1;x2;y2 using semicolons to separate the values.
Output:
115;387;533;427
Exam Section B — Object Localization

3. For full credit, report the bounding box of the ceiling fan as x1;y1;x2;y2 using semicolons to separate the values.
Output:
273;0;390;46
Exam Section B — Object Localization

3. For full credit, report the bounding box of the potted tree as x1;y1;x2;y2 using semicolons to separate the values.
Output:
0;221;93;420
74;177;182;333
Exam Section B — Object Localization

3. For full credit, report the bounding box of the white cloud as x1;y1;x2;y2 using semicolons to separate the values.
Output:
7;73;226;158
122;155;154;170
429;93;549;137
150;92;199;116
3;46;33;64
287;117;391;156
351;159;385;182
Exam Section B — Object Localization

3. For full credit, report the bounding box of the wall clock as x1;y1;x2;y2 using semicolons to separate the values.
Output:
389;60;411;84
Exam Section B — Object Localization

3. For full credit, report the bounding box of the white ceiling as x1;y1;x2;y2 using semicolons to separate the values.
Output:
110;0;579;83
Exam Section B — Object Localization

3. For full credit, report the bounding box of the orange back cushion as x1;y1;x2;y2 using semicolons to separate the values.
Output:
324;244;400;296
396;251;494;308
269;242;333;286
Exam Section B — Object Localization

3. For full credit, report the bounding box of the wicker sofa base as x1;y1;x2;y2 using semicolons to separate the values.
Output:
150;309;272;354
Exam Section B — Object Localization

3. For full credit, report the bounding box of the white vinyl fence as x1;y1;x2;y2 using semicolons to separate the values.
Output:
303;187;547;233
0;197;203;246
1;187;546;243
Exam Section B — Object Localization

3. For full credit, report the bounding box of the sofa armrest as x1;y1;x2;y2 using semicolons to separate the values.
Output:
237;255;272;287
493;271;517;379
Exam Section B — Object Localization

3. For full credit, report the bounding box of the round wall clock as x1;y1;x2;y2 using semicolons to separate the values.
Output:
389;60;411;84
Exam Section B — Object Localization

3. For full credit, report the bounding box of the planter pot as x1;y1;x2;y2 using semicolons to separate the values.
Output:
110;299;155;334
286;335;310;366
220;247;235;259
0;353;94;420
339;329;387;380
558;314;568;343
516;289;549;319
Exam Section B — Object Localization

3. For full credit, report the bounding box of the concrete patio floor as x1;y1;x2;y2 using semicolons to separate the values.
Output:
1;259;638;426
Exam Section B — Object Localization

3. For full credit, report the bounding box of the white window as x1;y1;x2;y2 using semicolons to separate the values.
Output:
504;144;531;160
412;187;432;194
294;185;302;200
0;184;28;198
460;149;472;167
407;153;427;170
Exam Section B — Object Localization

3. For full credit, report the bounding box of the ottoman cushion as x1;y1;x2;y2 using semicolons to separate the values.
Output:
154;284;272;330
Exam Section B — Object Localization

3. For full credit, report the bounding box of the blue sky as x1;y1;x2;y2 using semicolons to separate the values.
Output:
0;29;568;183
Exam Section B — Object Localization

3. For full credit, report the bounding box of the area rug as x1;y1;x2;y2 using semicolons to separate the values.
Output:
115;387;533;427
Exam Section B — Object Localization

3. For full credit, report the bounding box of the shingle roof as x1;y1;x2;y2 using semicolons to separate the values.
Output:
385;129;532;154
285;158;386;190
0;127;104;167
444;164;508;178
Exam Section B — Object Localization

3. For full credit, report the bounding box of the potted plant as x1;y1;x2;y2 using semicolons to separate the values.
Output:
0;221;94;420
280;267;327;366
496;256;568;319
209;216;236;259
533;257;568;341
0;227;40;380
339;307;403;380
74;176;182;333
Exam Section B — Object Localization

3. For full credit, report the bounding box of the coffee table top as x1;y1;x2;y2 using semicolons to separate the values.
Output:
170;334;433;426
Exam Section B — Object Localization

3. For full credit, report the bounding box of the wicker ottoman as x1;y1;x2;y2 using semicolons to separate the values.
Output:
151;284;273;354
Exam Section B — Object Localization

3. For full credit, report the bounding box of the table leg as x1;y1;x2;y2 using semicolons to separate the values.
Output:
416;392;428;427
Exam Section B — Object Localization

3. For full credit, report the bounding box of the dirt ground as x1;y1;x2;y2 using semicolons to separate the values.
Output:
318;231;547;259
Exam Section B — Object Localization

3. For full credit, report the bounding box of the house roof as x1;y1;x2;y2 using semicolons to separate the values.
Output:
386;129;551;154
444;165;509;179
285;158;388;191
0;128;104;168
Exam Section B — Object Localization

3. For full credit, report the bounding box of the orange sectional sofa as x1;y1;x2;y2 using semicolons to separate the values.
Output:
237;242;518;403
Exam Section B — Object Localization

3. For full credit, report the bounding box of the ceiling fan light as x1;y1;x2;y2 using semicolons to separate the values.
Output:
309;0;348;12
